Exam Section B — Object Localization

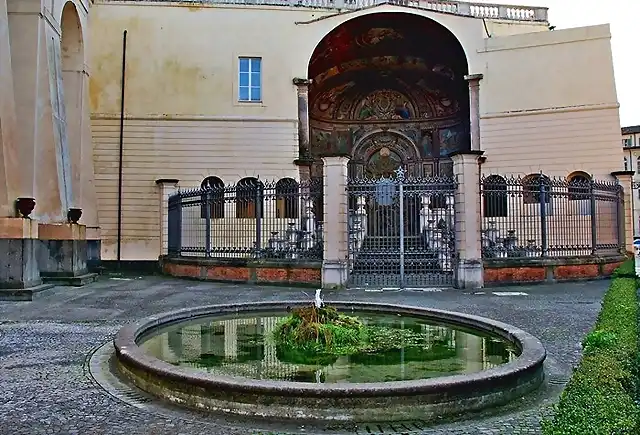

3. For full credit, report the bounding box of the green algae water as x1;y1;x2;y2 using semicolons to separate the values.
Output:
139;312;519;383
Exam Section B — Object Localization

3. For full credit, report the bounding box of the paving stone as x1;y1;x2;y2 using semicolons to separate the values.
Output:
0;276;609;434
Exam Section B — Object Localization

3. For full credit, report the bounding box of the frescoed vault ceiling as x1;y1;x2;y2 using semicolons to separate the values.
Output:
308;13;469;124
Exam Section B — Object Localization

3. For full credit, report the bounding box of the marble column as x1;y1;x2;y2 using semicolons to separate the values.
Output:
293;78;313;181
321;156;350;289
451;151;485;289
156;178;180;256
465;74;483;152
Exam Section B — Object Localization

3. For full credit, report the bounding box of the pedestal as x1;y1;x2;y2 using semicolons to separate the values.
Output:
611;171;634;253
156;178;180;256
321;156;349;289
0;218;54;300
451;151;485;289
38;223;97;286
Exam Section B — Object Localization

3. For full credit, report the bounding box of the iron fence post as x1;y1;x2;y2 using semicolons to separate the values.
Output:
399;175;405;288
617;184;625;253
255;185;262;254
539;180;547;257
175;194;182;255
204;190;211;257
590;181;597;255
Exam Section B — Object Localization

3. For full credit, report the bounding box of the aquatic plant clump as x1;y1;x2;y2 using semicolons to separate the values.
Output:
273;306;367;353
272;304;453;365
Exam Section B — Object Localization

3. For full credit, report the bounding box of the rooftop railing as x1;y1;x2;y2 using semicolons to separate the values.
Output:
100;0;549;23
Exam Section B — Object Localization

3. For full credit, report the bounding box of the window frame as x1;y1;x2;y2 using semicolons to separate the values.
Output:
238;57;262;103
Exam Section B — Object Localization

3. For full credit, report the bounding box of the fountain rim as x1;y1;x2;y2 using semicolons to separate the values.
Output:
114;300;546;397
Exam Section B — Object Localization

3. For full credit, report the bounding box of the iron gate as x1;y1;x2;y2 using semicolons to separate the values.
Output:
347;167;457;288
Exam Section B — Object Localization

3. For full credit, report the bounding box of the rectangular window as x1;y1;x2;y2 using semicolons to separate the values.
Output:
238;57;262;102
623;137;633;148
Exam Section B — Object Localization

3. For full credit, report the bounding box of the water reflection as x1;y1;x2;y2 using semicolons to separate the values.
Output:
140;313;519;383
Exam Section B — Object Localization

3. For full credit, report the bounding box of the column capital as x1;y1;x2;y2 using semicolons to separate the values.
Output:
155;178;180;186
450;150;485;164
321;154;351;165
464;73;484;82
611;171;634;180
293;78;312;87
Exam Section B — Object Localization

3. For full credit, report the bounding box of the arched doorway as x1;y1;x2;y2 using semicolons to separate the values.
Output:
307;13;466;287
60;1;84;212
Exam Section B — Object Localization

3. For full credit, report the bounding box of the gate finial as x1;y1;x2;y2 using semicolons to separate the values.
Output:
394;166;406;181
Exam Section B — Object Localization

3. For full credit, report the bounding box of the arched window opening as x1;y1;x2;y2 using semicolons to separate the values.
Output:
236;177;263;219
200;176;225;219
275;178;299;219
522;174;551;204
483;175;508;217
567;172;591;201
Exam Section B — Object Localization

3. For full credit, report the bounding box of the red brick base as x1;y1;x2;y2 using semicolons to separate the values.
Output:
484;256;625;286
161;257;321;287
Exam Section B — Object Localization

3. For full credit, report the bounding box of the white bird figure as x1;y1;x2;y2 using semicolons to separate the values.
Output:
315;289;324;309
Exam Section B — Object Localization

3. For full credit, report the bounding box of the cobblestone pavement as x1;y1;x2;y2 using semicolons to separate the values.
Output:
0;275;608;435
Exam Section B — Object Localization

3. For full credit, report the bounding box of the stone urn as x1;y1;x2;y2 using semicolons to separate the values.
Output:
67;207;83;224
15;197;36;218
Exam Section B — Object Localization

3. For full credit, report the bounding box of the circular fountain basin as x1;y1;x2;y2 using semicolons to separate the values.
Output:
114;301;546;422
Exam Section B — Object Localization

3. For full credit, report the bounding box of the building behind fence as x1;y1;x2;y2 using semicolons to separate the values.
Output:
167;178;324;261
480;174;623;258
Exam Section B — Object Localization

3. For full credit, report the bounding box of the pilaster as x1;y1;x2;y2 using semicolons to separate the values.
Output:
8;0;69;222
156;178;180;256
293;78;312;162
451;151;484;289
321;156;349;289
465;74;483;152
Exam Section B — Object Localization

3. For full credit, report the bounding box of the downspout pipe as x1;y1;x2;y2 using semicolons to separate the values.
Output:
117;30;127;266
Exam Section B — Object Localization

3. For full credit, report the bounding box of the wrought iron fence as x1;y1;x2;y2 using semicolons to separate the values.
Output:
347;168;458;288
480;174;623;258
167;178;323;261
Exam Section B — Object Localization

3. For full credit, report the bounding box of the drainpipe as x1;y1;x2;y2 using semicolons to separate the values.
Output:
117;30;128;266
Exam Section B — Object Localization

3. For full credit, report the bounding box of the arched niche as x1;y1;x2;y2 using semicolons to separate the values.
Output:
307;12;470;178
60;1;85;210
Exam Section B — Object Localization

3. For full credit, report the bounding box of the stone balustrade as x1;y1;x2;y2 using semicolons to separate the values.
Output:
99;0;548;22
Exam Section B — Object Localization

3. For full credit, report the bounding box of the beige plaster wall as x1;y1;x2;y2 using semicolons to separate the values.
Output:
479;24;622;181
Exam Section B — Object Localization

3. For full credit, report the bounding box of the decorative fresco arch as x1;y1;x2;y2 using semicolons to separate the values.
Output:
307;12;470;179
